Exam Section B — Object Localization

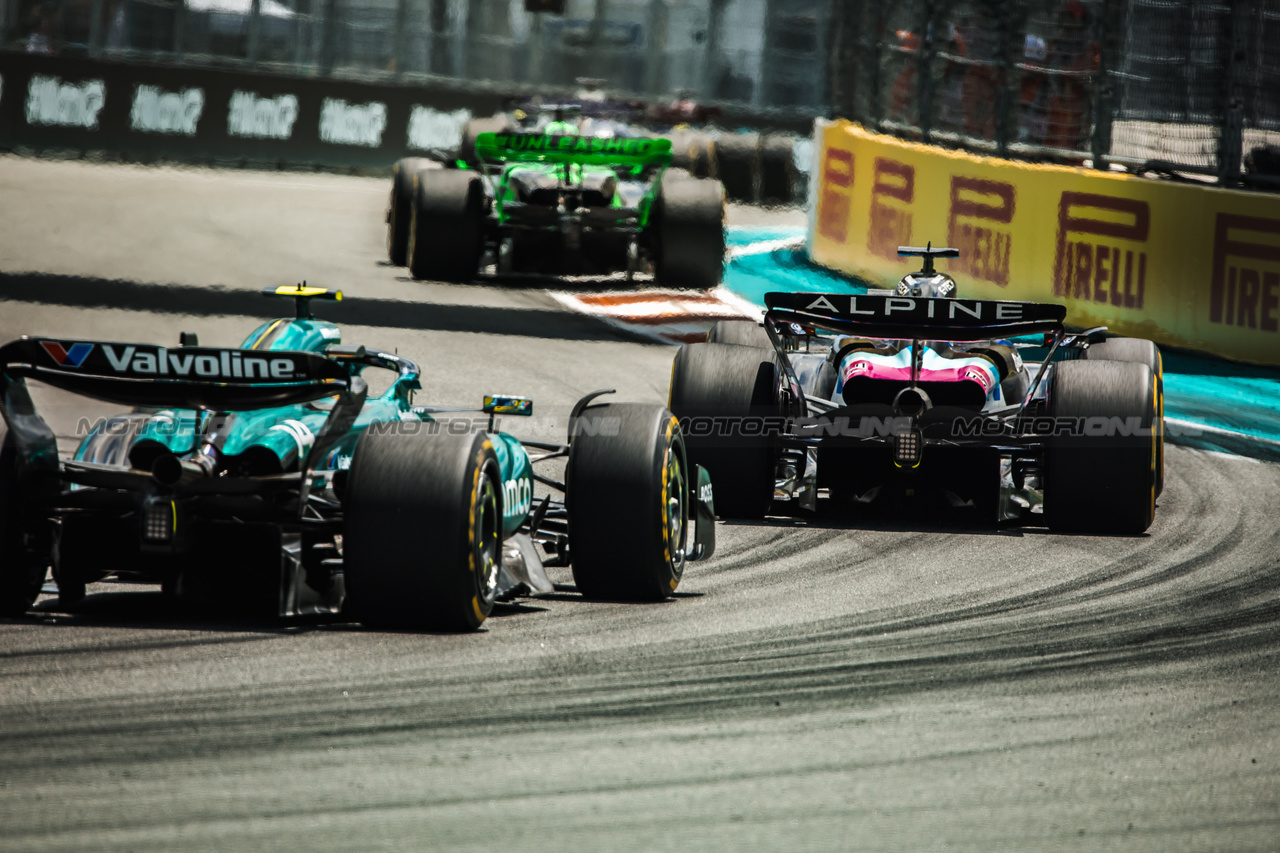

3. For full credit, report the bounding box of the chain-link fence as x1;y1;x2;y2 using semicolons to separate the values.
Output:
6;0;1280;187
1;0;831;115
829;0;1280;188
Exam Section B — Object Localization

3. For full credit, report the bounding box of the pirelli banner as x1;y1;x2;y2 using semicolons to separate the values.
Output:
808;120;1280;366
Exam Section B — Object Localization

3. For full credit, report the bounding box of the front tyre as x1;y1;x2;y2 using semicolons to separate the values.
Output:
344;428;503;631
567;403;689;601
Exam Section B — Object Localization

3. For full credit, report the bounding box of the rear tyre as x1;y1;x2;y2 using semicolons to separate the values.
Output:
1084;337;1165;497
567;403;688;601
706;319;772;349
344;429;503;631
651;174;725;291
715;132;760;203
458;115;510;168
668;342;782;519
408;170;486;283
1045;360;1158;534
759;134;796;205
0;427;45;617
387;158;434;266
669;130;715;179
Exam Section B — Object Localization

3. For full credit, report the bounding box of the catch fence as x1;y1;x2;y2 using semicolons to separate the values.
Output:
827;0;1280;188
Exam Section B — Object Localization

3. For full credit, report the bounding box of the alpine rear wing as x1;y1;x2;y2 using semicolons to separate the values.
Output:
0;338;351;411
474;132;673;168
764;292;1067;342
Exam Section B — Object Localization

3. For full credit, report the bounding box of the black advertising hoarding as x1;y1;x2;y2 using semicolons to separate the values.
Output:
0;52;508;170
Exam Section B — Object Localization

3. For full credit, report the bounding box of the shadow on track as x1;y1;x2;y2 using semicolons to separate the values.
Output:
0;271;650;344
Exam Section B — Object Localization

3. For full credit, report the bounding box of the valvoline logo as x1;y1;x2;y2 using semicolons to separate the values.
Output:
40;341;94;368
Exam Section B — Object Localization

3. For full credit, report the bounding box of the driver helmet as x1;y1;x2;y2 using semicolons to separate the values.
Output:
544;107;577;136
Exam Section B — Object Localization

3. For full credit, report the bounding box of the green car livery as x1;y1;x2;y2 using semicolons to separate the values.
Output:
0;286;714;630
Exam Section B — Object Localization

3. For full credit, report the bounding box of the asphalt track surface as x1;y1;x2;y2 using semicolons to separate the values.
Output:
1;155;1278;852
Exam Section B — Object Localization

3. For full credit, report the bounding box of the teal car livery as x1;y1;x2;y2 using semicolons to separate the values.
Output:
386;131;727;290
0;285;715;630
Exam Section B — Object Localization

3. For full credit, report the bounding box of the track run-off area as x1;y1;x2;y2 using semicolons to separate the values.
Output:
1;155;1278;852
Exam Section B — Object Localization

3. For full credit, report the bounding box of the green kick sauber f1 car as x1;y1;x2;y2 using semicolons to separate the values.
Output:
0;286;715;630
386;132;727;289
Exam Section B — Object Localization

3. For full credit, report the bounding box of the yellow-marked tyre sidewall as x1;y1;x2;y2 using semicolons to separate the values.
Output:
344;428;502;631
567;403;688;601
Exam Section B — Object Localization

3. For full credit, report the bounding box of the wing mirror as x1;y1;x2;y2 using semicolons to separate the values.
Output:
483;395;533;416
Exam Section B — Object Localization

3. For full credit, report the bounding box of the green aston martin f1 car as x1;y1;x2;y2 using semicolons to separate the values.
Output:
386;132;726;289
0;286;714;630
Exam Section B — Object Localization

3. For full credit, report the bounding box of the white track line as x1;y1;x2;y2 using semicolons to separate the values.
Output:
727;236;806;259
1165;416;1280;449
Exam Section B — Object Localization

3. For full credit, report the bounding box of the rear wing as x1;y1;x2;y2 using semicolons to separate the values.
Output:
0;338;365;491
474;132;672;168
0;338;351;410
764;292;1066;342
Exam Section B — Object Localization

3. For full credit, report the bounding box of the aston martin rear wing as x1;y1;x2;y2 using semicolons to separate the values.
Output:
0;338;362;486
0;338;351;410
763;292;1067;342
474;131;673;168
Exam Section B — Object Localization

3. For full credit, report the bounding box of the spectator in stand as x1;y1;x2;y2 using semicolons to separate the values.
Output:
888;28;922;124
23;2;54;53
1018;31;1051;144
958;15;1002;140
1043;1;1099;151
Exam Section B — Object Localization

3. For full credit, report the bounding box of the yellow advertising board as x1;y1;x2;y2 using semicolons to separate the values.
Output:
808;120;1280;366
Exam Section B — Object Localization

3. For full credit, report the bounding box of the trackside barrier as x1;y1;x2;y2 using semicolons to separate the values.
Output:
0;52;505;170
807;120;1280;367
0;52;805;202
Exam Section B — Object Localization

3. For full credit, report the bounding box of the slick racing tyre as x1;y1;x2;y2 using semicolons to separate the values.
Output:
344;428;503;631
706;319;772;349
408;170;486;284
1084;337;1165;497
458;115;511;168
567;403;689;601
759;134;796;206
669;130;715;179
651;173;725;291
715;132;760;203
0;425;46;617
1045;360;1159;534
668;342;783;519
387;157;434;266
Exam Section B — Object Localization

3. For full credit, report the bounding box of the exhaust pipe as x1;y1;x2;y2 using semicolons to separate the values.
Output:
151;453;216;487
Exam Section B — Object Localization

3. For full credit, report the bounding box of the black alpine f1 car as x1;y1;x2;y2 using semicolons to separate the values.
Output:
668;245;1165;533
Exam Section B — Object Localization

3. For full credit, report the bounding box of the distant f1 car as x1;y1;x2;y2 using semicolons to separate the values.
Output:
0;286;715;627
668;245;1164;534
386;130;726;289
